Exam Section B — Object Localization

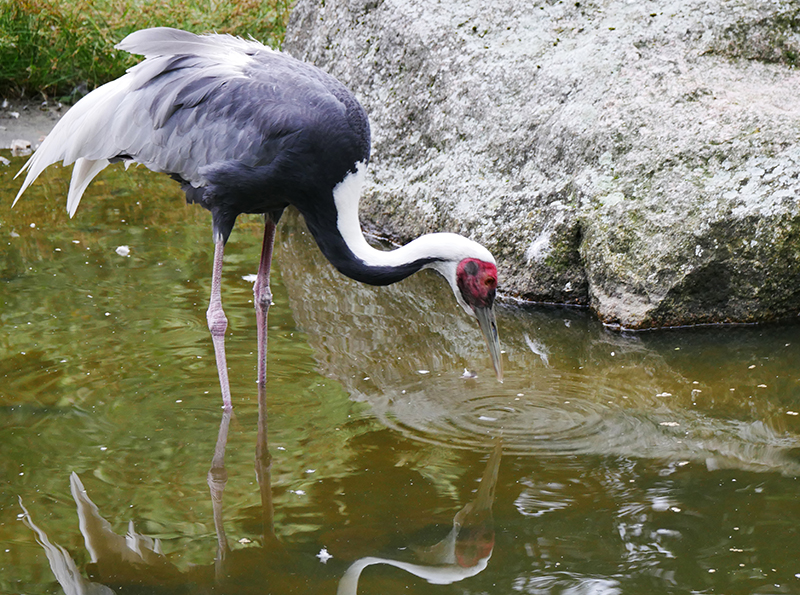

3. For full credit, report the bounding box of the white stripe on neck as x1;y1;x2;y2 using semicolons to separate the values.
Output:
331;162;496;269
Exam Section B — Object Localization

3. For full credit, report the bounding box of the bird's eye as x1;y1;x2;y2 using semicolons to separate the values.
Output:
485;276;496;287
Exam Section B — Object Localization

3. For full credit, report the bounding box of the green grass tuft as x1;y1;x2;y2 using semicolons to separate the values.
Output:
0;0;293;100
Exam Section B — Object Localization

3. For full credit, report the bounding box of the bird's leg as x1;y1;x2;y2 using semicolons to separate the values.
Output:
254;218;277;386
207;239;232;409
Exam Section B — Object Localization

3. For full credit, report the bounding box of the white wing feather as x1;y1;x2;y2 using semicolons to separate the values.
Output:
13;76;132;216
67;158;111;217
13;27;266;217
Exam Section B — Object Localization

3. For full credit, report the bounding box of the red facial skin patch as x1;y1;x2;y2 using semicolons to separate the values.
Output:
456;258;498;309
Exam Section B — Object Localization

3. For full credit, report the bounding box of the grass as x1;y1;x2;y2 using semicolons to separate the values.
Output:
0;0;293;100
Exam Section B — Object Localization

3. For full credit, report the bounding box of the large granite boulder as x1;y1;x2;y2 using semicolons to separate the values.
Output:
283;0;800;329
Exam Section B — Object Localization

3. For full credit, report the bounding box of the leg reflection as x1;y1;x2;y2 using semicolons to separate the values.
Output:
256;381;282;550
208;406;232;580
207;381;283;585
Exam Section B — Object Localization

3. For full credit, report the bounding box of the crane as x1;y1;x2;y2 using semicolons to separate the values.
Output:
14;27;503;408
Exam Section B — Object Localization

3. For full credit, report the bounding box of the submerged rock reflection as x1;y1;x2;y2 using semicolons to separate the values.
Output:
18;385;501;594
279;214;800;474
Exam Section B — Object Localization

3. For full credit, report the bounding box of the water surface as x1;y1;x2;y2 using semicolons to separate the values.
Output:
1;156;799;594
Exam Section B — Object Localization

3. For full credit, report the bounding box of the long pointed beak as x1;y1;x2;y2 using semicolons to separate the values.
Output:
474;306;503;381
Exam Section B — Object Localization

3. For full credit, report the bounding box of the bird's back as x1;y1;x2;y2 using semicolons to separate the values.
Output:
15;27;371;240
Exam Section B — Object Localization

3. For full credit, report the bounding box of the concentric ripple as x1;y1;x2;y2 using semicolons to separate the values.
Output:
367;370;800;472
369;372;643;456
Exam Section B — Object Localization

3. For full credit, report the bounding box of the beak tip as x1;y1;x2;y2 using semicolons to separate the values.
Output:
495;364;503;383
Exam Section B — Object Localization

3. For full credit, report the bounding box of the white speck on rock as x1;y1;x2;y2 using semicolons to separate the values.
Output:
602;191;625;207
526;229;552;264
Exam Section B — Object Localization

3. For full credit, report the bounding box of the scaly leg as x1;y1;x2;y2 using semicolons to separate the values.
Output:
207;239;232;409
254;218;277;387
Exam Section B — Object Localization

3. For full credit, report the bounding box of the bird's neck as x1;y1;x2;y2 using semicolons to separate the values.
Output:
300;162;460;287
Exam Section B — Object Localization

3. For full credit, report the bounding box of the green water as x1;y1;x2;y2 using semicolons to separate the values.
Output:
1;155;799;594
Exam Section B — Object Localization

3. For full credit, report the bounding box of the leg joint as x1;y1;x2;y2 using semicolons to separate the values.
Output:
254;284;273;311
207;307;228;337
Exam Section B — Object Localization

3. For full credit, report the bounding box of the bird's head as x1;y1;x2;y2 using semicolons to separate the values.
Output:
366;229;503;381
452;257;502;381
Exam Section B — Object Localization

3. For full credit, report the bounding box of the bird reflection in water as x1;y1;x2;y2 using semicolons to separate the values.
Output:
18;389;502;594
337;442;500;595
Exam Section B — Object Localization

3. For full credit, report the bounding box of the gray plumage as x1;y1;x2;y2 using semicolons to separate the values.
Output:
15;27;369;244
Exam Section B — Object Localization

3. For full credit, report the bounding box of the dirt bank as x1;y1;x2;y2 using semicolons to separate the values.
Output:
0;99;68;152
